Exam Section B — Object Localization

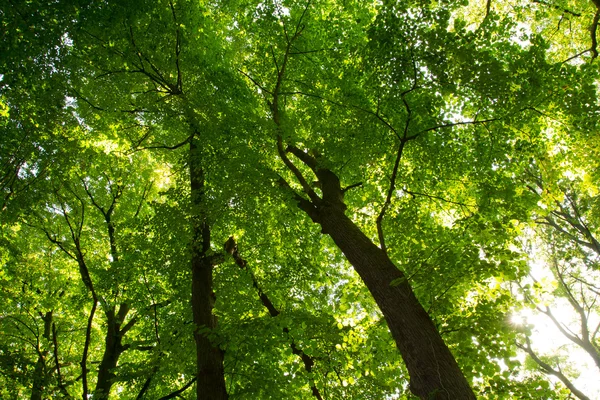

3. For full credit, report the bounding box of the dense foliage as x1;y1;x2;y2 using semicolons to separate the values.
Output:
1;0;599;399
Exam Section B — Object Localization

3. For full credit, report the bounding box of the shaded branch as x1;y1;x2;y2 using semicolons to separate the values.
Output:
532;0;582;17
224;237;323;400
237;69;272;95
157;377;197;400
69;87;105;111
376;139;409;255
404;190;477;209
52;322;71;398
277;175;320;222
168;0;183;93
279;89;401;139
50;190;97;400
127;26;181;94
133;134;193;152
342;182;363;193
540;217;598;252
376;54;419;254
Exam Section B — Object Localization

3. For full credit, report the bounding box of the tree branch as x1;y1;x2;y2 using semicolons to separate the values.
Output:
532;0;582;17
591;9;599;59
516;336;590;400
157;377;197;400
224;237;323;399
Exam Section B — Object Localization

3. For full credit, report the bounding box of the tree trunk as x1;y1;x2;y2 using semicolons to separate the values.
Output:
94;304;129;400
319;207;475;399
31;311;53;400
31;351;46;400
280;149;476;400
189;139;228;400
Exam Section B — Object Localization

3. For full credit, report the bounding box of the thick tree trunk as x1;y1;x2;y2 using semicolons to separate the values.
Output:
279;147;475;400
189;140;228;400
319;207;475;399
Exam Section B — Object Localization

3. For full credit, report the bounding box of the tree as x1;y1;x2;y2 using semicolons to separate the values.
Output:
514;119;600;399
1;0;599;399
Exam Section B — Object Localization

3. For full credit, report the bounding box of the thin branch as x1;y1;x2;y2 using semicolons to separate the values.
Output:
290;0;312;44
52;322;71;398
561;48;592;64
6;315;38;339
135;365;159;400
134;180;153;219
224;237;323;400
532;0;582;16
541;306;583;346
376;54;420;254
69;88;105;111
157;378;197;400
270;45;280;76
81;295;98;400
342;182;363;193
565;193;600;254
416;118;499;136
43;229;77;261
168;0;183;93
591;9;599;59
268;20;321;207
376;139;409;254
540;217;597;252
133;134;193;152
278;89;401;138
289;47;333;55
49;189;97;400
237;69;272;95
568;274;600;297
404;190;477;209
516;336;590;400
128;26;178;94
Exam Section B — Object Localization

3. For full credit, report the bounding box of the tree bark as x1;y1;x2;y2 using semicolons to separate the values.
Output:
320;207;475;399
281;148;475;400
94;304;131;400
189;139;228;400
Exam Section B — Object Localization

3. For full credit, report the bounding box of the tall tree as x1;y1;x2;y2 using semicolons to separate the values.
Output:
1;0;599;399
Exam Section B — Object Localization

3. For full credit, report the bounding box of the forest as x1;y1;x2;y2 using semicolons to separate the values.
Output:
1;0;600;399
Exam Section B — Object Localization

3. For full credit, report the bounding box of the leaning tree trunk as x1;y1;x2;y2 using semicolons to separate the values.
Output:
189;138;228;400
279;146;476;400
321;206;475;399
264;25;474;396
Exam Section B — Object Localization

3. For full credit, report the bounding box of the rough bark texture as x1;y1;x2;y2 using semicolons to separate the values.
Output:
189;139;228;400
282;147;476;400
